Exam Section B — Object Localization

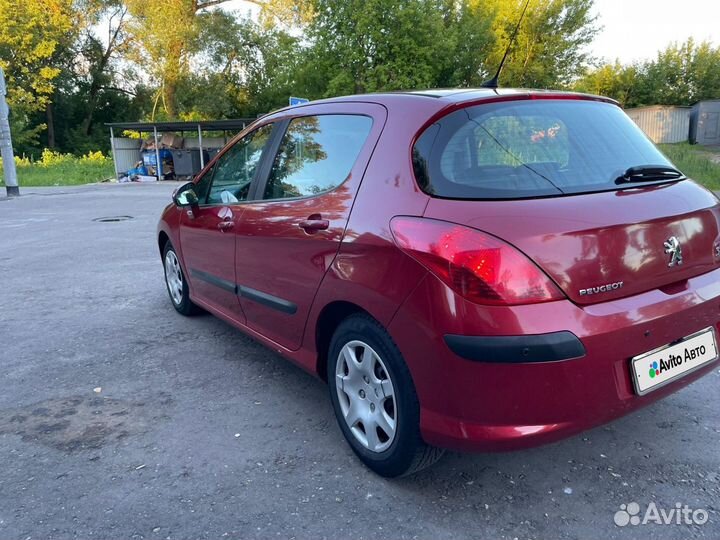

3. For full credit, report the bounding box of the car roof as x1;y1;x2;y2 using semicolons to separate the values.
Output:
416;88;615;102
261;88;619;124
312;88;617;105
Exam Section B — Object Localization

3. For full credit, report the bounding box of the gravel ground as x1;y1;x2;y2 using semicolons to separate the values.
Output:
0;183;718;540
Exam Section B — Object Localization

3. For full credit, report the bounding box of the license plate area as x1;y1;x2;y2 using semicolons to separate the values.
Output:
630;327;718;396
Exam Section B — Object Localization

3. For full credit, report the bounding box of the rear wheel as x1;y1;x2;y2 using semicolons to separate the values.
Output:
328;314;445;477
163;242;200;316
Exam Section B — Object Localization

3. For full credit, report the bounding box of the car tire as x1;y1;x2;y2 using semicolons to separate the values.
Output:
163;242;200;316
328;314;445;477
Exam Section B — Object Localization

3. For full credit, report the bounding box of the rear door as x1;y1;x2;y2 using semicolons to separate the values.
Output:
179;122;276;320
234;103;386;350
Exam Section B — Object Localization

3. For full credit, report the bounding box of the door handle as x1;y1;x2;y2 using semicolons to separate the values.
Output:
299;217;329;232
218;221;235;231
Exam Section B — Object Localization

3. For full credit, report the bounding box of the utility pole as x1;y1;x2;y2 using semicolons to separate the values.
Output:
0;66;19;197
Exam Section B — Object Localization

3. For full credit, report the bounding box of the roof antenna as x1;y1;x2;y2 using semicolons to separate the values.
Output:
481;0;531;89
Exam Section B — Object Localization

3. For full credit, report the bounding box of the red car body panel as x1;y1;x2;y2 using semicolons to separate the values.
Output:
179;204;246;322
158;89;720;452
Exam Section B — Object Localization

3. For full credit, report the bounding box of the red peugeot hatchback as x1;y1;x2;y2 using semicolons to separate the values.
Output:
158;89;720;477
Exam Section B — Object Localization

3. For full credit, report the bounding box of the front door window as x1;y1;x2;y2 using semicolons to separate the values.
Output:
206;124;273;205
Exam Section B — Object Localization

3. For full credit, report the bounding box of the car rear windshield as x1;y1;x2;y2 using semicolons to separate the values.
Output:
412;99;678;199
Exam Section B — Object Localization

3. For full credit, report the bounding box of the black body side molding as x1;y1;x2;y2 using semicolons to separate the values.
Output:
190;268;297;315
444;331;586;363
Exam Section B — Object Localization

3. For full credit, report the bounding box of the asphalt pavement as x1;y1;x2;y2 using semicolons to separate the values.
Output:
0;182;718;540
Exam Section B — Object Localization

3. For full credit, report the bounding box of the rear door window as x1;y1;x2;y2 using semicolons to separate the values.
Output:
262;115;373;200
413;100;677;199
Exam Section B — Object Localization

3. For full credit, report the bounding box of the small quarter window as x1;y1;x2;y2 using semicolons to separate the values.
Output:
263;115;372;200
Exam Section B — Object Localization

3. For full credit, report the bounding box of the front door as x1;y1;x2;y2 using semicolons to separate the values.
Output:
234;106;386;350
179;123;275;322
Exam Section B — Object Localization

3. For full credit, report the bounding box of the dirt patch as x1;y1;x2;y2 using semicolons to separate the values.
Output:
0;395;149;453
700;145;720;164
708;153;720;165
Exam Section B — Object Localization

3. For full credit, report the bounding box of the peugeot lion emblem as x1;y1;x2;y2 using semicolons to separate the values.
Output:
664;236;683;267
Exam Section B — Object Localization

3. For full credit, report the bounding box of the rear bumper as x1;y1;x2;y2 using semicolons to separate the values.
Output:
388;269;720;452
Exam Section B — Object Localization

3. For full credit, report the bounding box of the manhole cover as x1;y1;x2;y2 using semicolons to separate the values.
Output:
92;216;134;222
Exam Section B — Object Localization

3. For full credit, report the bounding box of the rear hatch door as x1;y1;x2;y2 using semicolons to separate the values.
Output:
424;181;720;304
412;96;720;303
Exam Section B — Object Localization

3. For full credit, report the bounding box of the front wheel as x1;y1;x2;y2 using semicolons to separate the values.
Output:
328;314;445;477
163;242;200;316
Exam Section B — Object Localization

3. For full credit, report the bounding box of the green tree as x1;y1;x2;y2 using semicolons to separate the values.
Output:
639;39;720;105
242;26;306;115
124;0;202;118
169;9;303;119
435;0;496;87
250;0;315;28
2;0;609;156
573;61;639;107
74;0;133;138
0;0;75;150
124;0;310;119
482;0;598;88
688;40;720;102
575;39;720;107
306;0;478;96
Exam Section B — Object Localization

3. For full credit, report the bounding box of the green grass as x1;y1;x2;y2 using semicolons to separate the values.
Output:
0;158;115;187
659;143;720;190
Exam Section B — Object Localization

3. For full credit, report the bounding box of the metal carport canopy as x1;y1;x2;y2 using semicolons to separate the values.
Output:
105;118;256;180
105;118;256;132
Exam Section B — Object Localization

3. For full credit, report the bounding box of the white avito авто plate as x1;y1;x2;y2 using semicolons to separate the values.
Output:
631;326;718;396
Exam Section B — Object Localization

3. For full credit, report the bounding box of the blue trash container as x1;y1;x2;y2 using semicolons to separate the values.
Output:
141;149;173;177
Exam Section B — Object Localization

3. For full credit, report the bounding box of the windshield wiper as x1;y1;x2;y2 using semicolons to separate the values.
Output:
614;165;685;185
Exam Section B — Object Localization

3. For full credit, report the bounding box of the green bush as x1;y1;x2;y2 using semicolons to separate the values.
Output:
0;150;115;187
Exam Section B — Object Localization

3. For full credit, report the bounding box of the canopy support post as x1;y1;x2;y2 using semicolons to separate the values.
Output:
110;127;120;180
153;126;161;181
198;124;205;169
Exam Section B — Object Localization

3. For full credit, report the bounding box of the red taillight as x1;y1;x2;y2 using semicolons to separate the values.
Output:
390;217;565;306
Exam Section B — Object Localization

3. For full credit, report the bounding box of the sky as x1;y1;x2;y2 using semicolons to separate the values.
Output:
224;0;719;64
589;0;719;63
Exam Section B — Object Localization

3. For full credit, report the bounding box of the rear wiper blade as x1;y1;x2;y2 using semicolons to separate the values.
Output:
614;165;685;185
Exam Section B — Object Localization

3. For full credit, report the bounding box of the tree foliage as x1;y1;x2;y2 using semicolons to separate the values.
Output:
481;0;598;87
575;39;720;107
0;0;76;147
10;0;713;158
124;0;206;118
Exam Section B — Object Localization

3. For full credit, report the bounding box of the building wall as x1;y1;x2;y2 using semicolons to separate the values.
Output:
625;106;690;144
690;100;720;145
111;138;142;175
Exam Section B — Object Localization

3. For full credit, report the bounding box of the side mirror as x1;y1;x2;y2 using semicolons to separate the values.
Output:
173;182;199;207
